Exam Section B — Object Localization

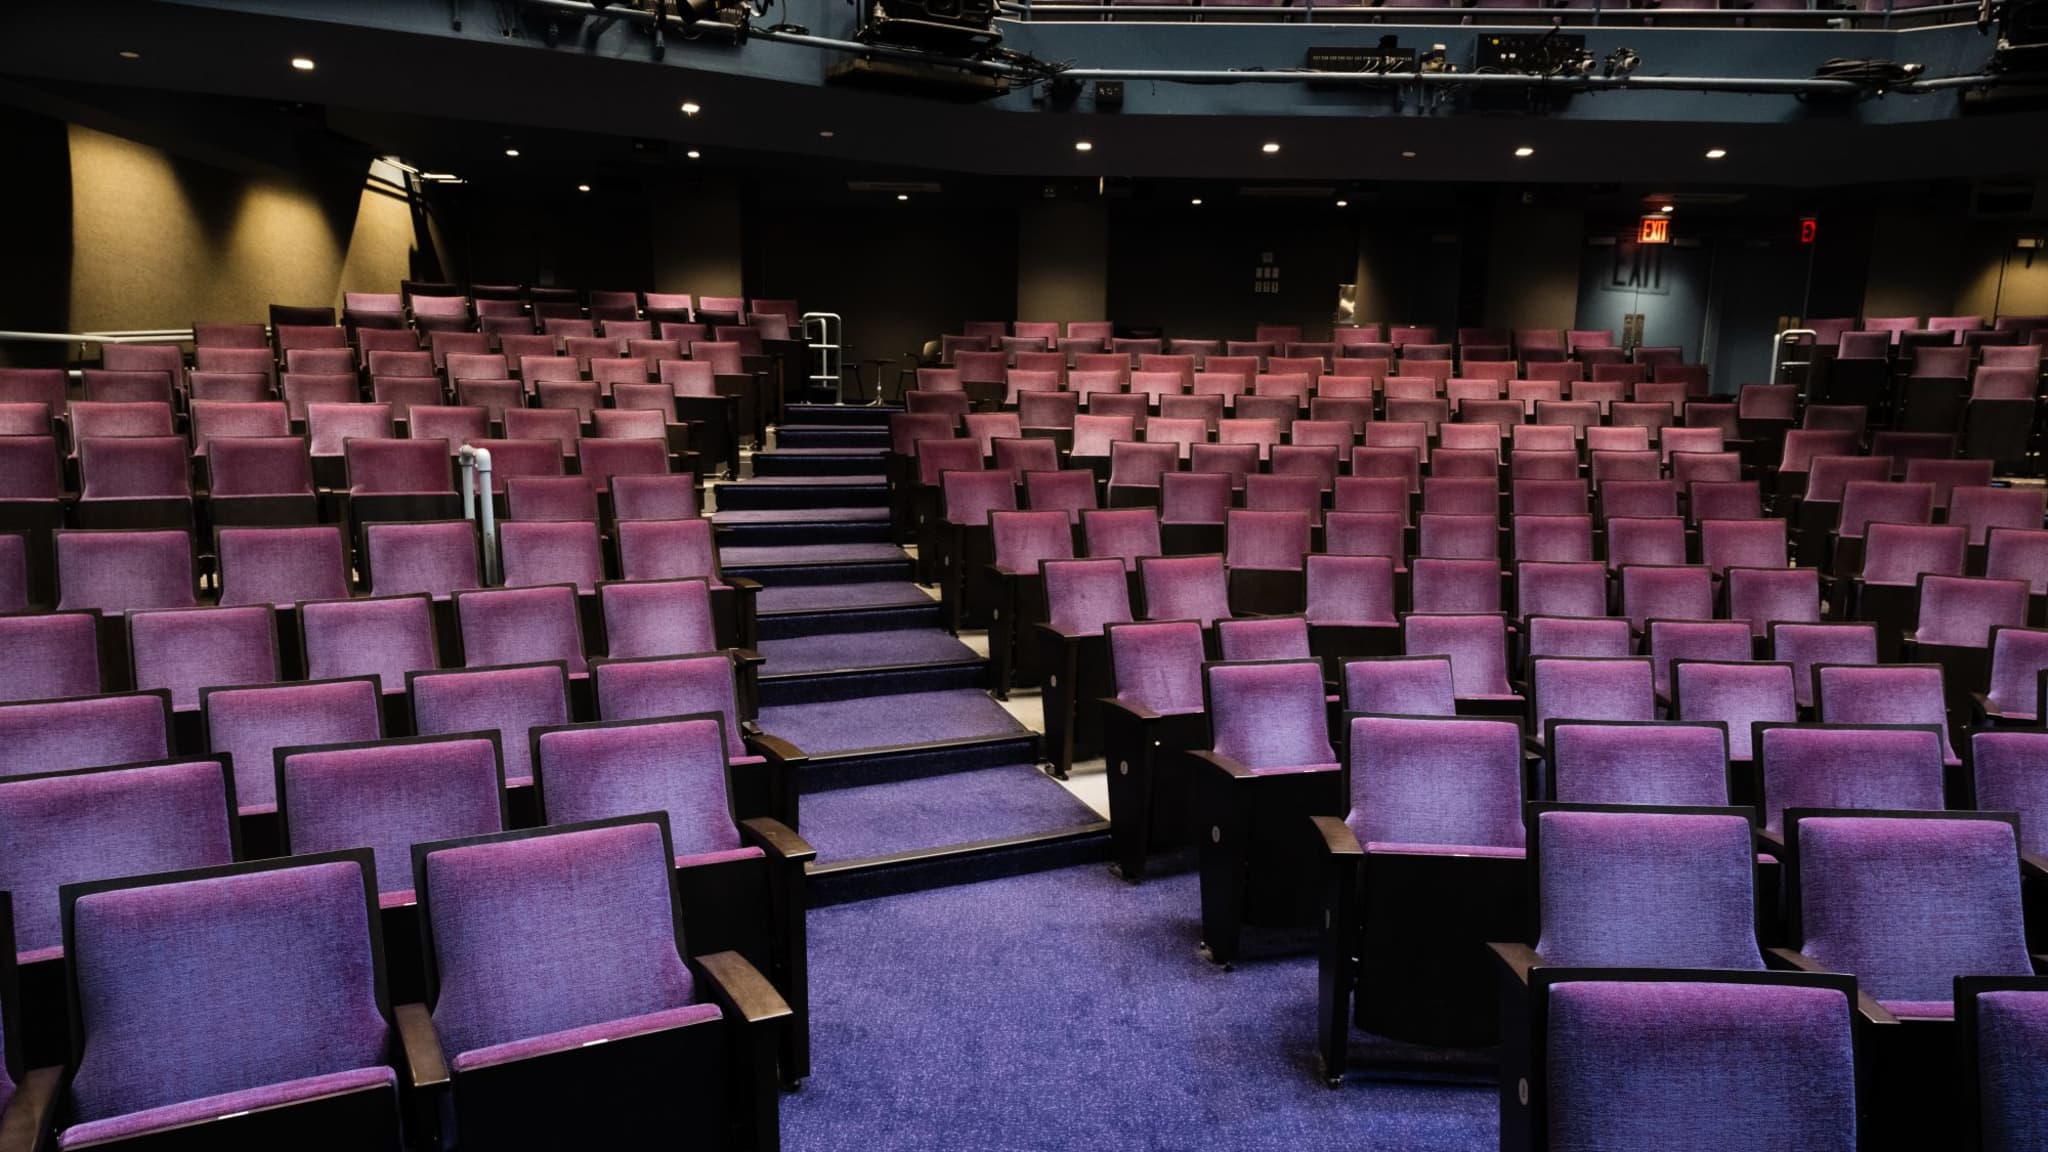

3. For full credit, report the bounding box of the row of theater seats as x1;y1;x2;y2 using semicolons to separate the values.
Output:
330;288;797;336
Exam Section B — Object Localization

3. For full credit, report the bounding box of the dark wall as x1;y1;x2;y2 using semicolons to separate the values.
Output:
0;106;71;365
1106;198;1358;339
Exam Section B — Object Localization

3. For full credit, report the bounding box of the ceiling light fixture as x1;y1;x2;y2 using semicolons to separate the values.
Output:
290;56;316;71
819;130;835;138
687;150;702;159
1705;148;1728;159
577;184;591;193
1336;200;1349;207
504;149;520;158
1514;146;1535;158
1190;198;1203;206
1401;151;1417;159
1660;204;1674;212
118;50;141;60
680;102;702;116
897;194;910;201
1261;142;1281;155
1075;140;1094;153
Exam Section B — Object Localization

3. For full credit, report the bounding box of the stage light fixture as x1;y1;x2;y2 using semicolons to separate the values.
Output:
1401;151;1417;159
1075;140;1094;152
118;50;141;60
1261;142;1281;155
1514;146;1535;157
681;102;702;116
1705;148;1728;159
1190;198;1202;206
505;149;520;157
291;56;316;71
898;194;910;201
578;184;591;192
687;150;702;159
1336;199;1349;207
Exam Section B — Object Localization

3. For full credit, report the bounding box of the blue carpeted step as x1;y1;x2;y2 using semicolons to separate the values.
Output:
715;477;889;512
759;627;978;676
760;660;987;709
780;404;900;428
756;581;933;614
759;687;1026;759
757;600;941;641
750;449;887;478
776;426;890;450
714;508;891;547
798;762;1103;868
721;543;910;571
724;557;913;588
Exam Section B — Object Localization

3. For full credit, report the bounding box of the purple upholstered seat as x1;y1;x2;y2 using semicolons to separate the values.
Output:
0;758;234;962
1619;566;1714;633
1531;657;1657;747
280;735;503;906
1043;558;1133;637
455;585;586;673
1526;616;1633;663
590;654;752;768
1417;515;1499;563
0;612;100;702
1972;730;2048;860
1541;977;1854;1151
616;518;724;587
1139;555;1231;628
1516;562;1608;621
1343;655;1456;716
1346;715;1523;855
1644;619;1753;701
1673;661;1797;763
59;857;395;1147
0;692;172;778
56;530;197;616
535;716;758;868
506;476;600;523
1700;519;1788;578
1979;627;2048;723
366;521;481;601
611;475;701;522
1108;620;1207;718
216;526;350;607
1910;575;2030;649
1216;617;1311;662
1728;567;1822;638
1547;722;1732;806
1814;664;1961;765
1603;518;1687;575
1769;623;1879;710
1078;510;1161;574
1858;523;1967;589
499;521;604;594
204;677;383;815
598;578;720;662
1305;555;1396;627
1533;809;1760;967
301;595;438;697
1971;986;2048;1152
1755;725;1946;834
412;664;570;789
1204;660;1336;776
1790;814;2032;1015
1403;614;1521;704
1512;516;1595;565
1412;558;1503;616
1024;471;1098;525
130;605;279;712
418;821;710;1073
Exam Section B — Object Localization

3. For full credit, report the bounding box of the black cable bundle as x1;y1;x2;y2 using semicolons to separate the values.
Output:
1813;57;1926;85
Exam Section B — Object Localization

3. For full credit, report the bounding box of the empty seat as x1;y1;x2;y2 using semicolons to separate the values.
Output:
300;594;439;700
216;525;350;607
499;521;605;594
1644;619;1754;701
1139;554;1232;629
365;521;481;600
1530;656;1657;751
1037;558;1134;776
1673;659;1797;763
1402;613;1521;711
1815;663;1962;766
56;529;197;616
455;585;587;673
130;604;279;712
1754;724;1946;838
1770;622;1880;710
203;676;383;815
0;692;173;778
411;662;571;788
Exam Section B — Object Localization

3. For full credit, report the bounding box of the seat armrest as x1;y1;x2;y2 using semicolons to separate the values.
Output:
728;576;763;593
395;1002;451;1090
1099;696;1164;725
1487;941;1540;989
739;816;817;865
1766;948;1897;1024
0;1066;59;1152
743;731;806;764
2033;953;2048;976
1189;749;1259;782
2023;851;2048;880
697;951;794;1028
1312;814;1362;860
732;647;766;670
1754;827;1785;854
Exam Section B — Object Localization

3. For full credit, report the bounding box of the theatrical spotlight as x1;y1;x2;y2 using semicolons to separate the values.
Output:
1603;48;1640;78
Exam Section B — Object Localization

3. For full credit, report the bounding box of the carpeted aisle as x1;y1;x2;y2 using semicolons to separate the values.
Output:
784;865;1495;1152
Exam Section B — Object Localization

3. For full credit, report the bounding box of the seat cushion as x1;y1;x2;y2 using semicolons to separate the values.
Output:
59;1066;396;1150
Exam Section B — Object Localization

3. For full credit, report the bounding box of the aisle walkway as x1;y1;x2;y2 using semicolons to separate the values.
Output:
784;865;1495;1152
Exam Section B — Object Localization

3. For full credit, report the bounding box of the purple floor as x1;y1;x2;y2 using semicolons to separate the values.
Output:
721;543;909;567
759;629;977;675
785;866;1494;1151
757;582;935;614
760;688;1025;755
800;762;1099;863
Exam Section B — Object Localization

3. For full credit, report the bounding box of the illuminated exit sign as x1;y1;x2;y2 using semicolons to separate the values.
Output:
1800;217;1818;245
1638;216;1671;245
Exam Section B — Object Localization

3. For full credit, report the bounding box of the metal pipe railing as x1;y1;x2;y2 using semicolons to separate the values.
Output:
458;445;499;585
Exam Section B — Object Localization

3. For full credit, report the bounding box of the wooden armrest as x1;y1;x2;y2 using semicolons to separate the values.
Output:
732;647;766;669
727;576;763;593
1754;827;1785;854
739;817;817;864
395;1002;450;1090
744;732;806;763
1189;749;1258;782
2033;954;2048;976
697;951;793;1028
2023;852;2048;879
1312;814;1363;859
1766;949;1896;1024
1487;941;1541;988
1100;696;1164;725
0;1066;59;1152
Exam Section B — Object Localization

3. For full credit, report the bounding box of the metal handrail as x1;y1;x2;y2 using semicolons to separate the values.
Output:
457;445;499;585
804;312;847;404
1771;328;1817;387
0;328;199;345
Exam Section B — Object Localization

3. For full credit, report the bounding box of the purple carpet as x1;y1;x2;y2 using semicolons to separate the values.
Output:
757;582;935;614
713;508;890;524
759;629;977;675
760;688;1025;755
800;763;1100;863
721;543;910;567
785;866;1494;1151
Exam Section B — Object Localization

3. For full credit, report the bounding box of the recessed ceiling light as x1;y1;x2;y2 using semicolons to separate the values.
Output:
819;130;835;138
1401;151;1417;159
1514;146;1535;158
1074;140;1094;153
1261;142;1281;155
118;50;141;60
680;102;702;116
504;149;520;158
687;150;701;160
897;194;909;201
1335;199;1349;208
290;56;315;71
1190;198;1202;206
577;184;591;193
1660;204;1674;212
1705;148;1728;159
